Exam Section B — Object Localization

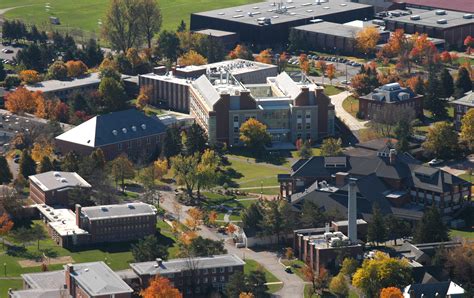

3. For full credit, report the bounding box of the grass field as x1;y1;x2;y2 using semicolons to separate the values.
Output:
342;96;359;119
0;0;259;39
244;259;283;294
324;85;344;96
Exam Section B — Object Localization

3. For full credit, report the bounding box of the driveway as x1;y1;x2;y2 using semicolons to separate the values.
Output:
329;91;368;131
439;154;474;177
159;191;306;298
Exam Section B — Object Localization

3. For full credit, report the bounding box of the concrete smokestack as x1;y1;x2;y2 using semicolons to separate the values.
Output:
75;204;82;228
348;178;357;243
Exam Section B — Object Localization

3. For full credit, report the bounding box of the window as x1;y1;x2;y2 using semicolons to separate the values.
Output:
204;277;208;283
147;137;151;145
228;267;233;273
203;269;208;275
305;112;311;119
233;127;239;133
306;133;311;140
220;267;225;273
212;268;217;274
297;114;302;119
118;143;123;150
212;277;217;282
297;123;302;130
233;115;239;122
234;138;239;144
306;123;311;129
220;276;225;282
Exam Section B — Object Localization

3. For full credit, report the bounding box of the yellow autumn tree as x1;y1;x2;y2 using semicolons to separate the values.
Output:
31;141;54;163
65;60;88;77
356;26;380;56
177;50;207;66
136;86;153;110
184;207;203;231
19;70;41;85
255;49;273;64
33;92;47;118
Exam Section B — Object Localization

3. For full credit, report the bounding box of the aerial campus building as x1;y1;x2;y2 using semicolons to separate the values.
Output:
190;0;374;47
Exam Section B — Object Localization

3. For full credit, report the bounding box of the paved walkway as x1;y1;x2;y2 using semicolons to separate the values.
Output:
329;91;369;131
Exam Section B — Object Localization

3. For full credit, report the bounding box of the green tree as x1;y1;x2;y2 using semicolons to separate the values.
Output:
329;273;349;298
177;20;186;32
138;0;162;49
171;153;199;197
414;206;449;243
98;76;127;112
320;138;343;156
454;67;473;98
367;205;387;245
297;140;313;159
226;272;247;298
31;224;48;250
156;31;180;62
90;149;106;170
187;236;227;257
394;120;411;152
385;215;411;245
163;126;182;159
131;235;169;262
247;270;268;297
0;155;13;184
352;252;412;297
422;121;459;159
185;123;207;155
460;109;474;151
4;75;21;89
0;62;6;82
195;149;221;197
439;68;454;99
38;156;54;173
241;202;263;231
239;118;271;154
424;71;447;119
110;154;135;192
300;200;326;228
260;199;285;244
47;61;68;80
81;38;104;67
61;151;80;172
340;258;359;278
19;149;36;178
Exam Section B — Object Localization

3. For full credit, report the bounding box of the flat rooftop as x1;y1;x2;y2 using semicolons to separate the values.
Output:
194;28;238;37
29;171;91;192
384;9;474;28
294;21;385;38
193;0;373;25
130;254;245;276
81;202;157;220
25;72;101;93
399;0;474;13
22;270;65;290
36;204;88;236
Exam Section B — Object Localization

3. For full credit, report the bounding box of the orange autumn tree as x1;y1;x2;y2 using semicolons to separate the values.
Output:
0;213;14;248
380;287;403;298
19;70;41;85
440;51;452;64
208;210;218;225
184;207;203;231
177;50;207;66
255;49;273;64
356;26;380;56
299;54;310;74
326;64;336;84
226;223;237;235
140;275;182;298
5;87;37;114
65;60;88;78
228;44;253;60
136;86;153;110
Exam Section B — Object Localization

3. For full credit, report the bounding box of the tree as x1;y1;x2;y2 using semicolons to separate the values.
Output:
247;270;268;297
47;61;68;80
424;71;447;119
414;206;449;243
90;149;106;170
460;109;474;151
140;275;182;298
320;138;343;157
171;153;198;197
255;49;272;64
356;27;380;56
439;68;454;99
132;235;169;262
239;118;271;154
303;265;330;296
4;75;20;90
99;76;127;112
239;293;254;298
380;287;403;298
385;215;411;246
0;155;13;184
61;152;80;172
178;50;207;66
422;121;459;159
156;31;180;62
297;140;313;159
227;272;247;298
465;35;474;54
186;236;226;257
329;273;349;297
352;252;411;297
103;0;143;52
300;200;326;228
37;156;54;174
241;202;263;231
31;141;53;163
326;64;336;84
228;44;253;60
185;123;208;155
299;54;310;74
138;0;162;49
65;60;88;77
445;241;474;294
195;149;221;196
0;213;14;248
177;20;187;32
454;66;473;98
316;60;327;84
340;258;359;278
31;224;48;250
110;154;135;191
226;269;268;298
260;199;285;244
184;207;203;231
0;62;6;82
81;38;104;67
19;149;36;178
163;126;182;159
367;205;387;245
285;247;294;260
5;87;37;114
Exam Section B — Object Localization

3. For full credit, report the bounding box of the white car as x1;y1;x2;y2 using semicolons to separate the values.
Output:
428;158;444;166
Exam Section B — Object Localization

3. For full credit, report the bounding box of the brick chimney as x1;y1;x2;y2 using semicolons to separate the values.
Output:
65;264;74;294
75;204;81;228
389;149;397;165
335;172;349;187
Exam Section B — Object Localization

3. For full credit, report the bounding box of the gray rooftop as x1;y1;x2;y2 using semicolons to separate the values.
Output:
194;28;238;37
274;72;302;99
29;171;91;192
385;9;474;28
193;0;372;26
9;289;63;298
81;202;157;220
25;72;101;93
67;262;133;296
452;90;474;107
130;254;245;276
294;21;365;38
22;270;65;289
193;75;221;109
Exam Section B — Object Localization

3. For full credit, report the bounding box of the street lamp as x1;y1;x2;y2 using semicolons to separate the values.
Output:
260;181;263;198
4;262;6;276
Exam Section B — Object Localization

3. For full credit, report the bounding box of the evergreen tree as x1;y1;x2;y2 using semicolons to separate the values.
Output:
19;150;36;178
61;152;80;172
0;155;13;184
81;39;104;67
424;71;447;119
439;68;454;99
0;62;6;82
455;67;473;95
163;126;182;159
185;123;207;155
90;149;106;170
394;120;411;152
38;156;54;173
414;76;425;95
297;140;313;159
385;215;411;245
367;205;387;245
414;206;449;243
177;20;186;32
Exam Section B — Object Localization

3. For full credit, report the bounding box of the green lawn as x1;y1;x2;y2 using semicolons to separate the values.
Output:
324;85;344;96
291;148;321;158
304;285;359;298
244;259;283;293
1;0;259;39
0;279;23;296
281;259;306;280
201;192;259;221
450;229;474;239
342;96;359;119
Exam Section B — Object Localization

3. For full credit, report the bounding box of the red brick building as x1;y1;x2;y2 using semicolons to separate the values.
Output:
358;83;423;120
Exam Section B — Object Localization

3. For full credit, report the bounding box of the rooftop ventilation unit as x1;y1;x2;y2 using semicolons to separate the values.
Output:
310;18;324;23
60;178;67;183
235;9;242;12
233;15;244;18
410;15;420;20
141;124;147;130
437;19;447;24
340;3;347;6
218;12;225;15
435;10;446;15
463;14;473;19
54;172;61;177
101;207;108;212
112;129;118;135
323;6;330;9
302;3;311;6
306;9;313;12
131;125;137;132
122;128;127;133
252;6;259;9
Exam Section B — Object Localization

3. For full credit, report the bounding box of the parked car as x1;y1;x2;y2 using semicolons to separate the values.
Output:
285;266;293;273
428;158;444;166
13;157;20;163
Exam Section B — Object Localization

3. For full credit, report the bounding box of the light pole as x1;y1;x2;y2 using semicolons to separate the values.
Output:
4;262;6;276
260;181;263;198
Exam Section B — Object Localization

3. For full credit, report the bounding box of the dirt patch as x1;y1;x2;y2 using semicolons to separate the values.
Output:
18;256;74;268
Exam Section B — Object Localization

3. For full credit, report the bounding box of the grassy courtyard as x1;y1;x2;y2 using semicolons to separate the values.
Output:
244;259;283;294
1;0;259;38
323;85;344;96
342;96;359;119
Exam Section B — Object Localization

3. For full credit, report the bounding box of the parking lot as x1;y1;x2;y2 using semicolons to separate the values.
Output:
0;42;19;66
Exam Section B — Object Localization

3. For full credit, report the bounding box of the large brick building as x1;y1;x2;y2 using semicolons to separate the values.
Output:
451;90;474;131
358;82;423;120
29;171;91;205
189;71;335;147
130;254;245;297
55;109;167;160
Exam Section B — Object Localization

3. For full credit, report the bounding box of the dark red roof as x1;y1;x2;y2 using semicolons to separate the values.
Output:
398;0;474;13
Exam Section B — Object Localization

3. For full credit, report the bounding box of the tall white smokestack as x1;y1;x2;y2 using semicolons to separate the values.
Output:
348;178;357;243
